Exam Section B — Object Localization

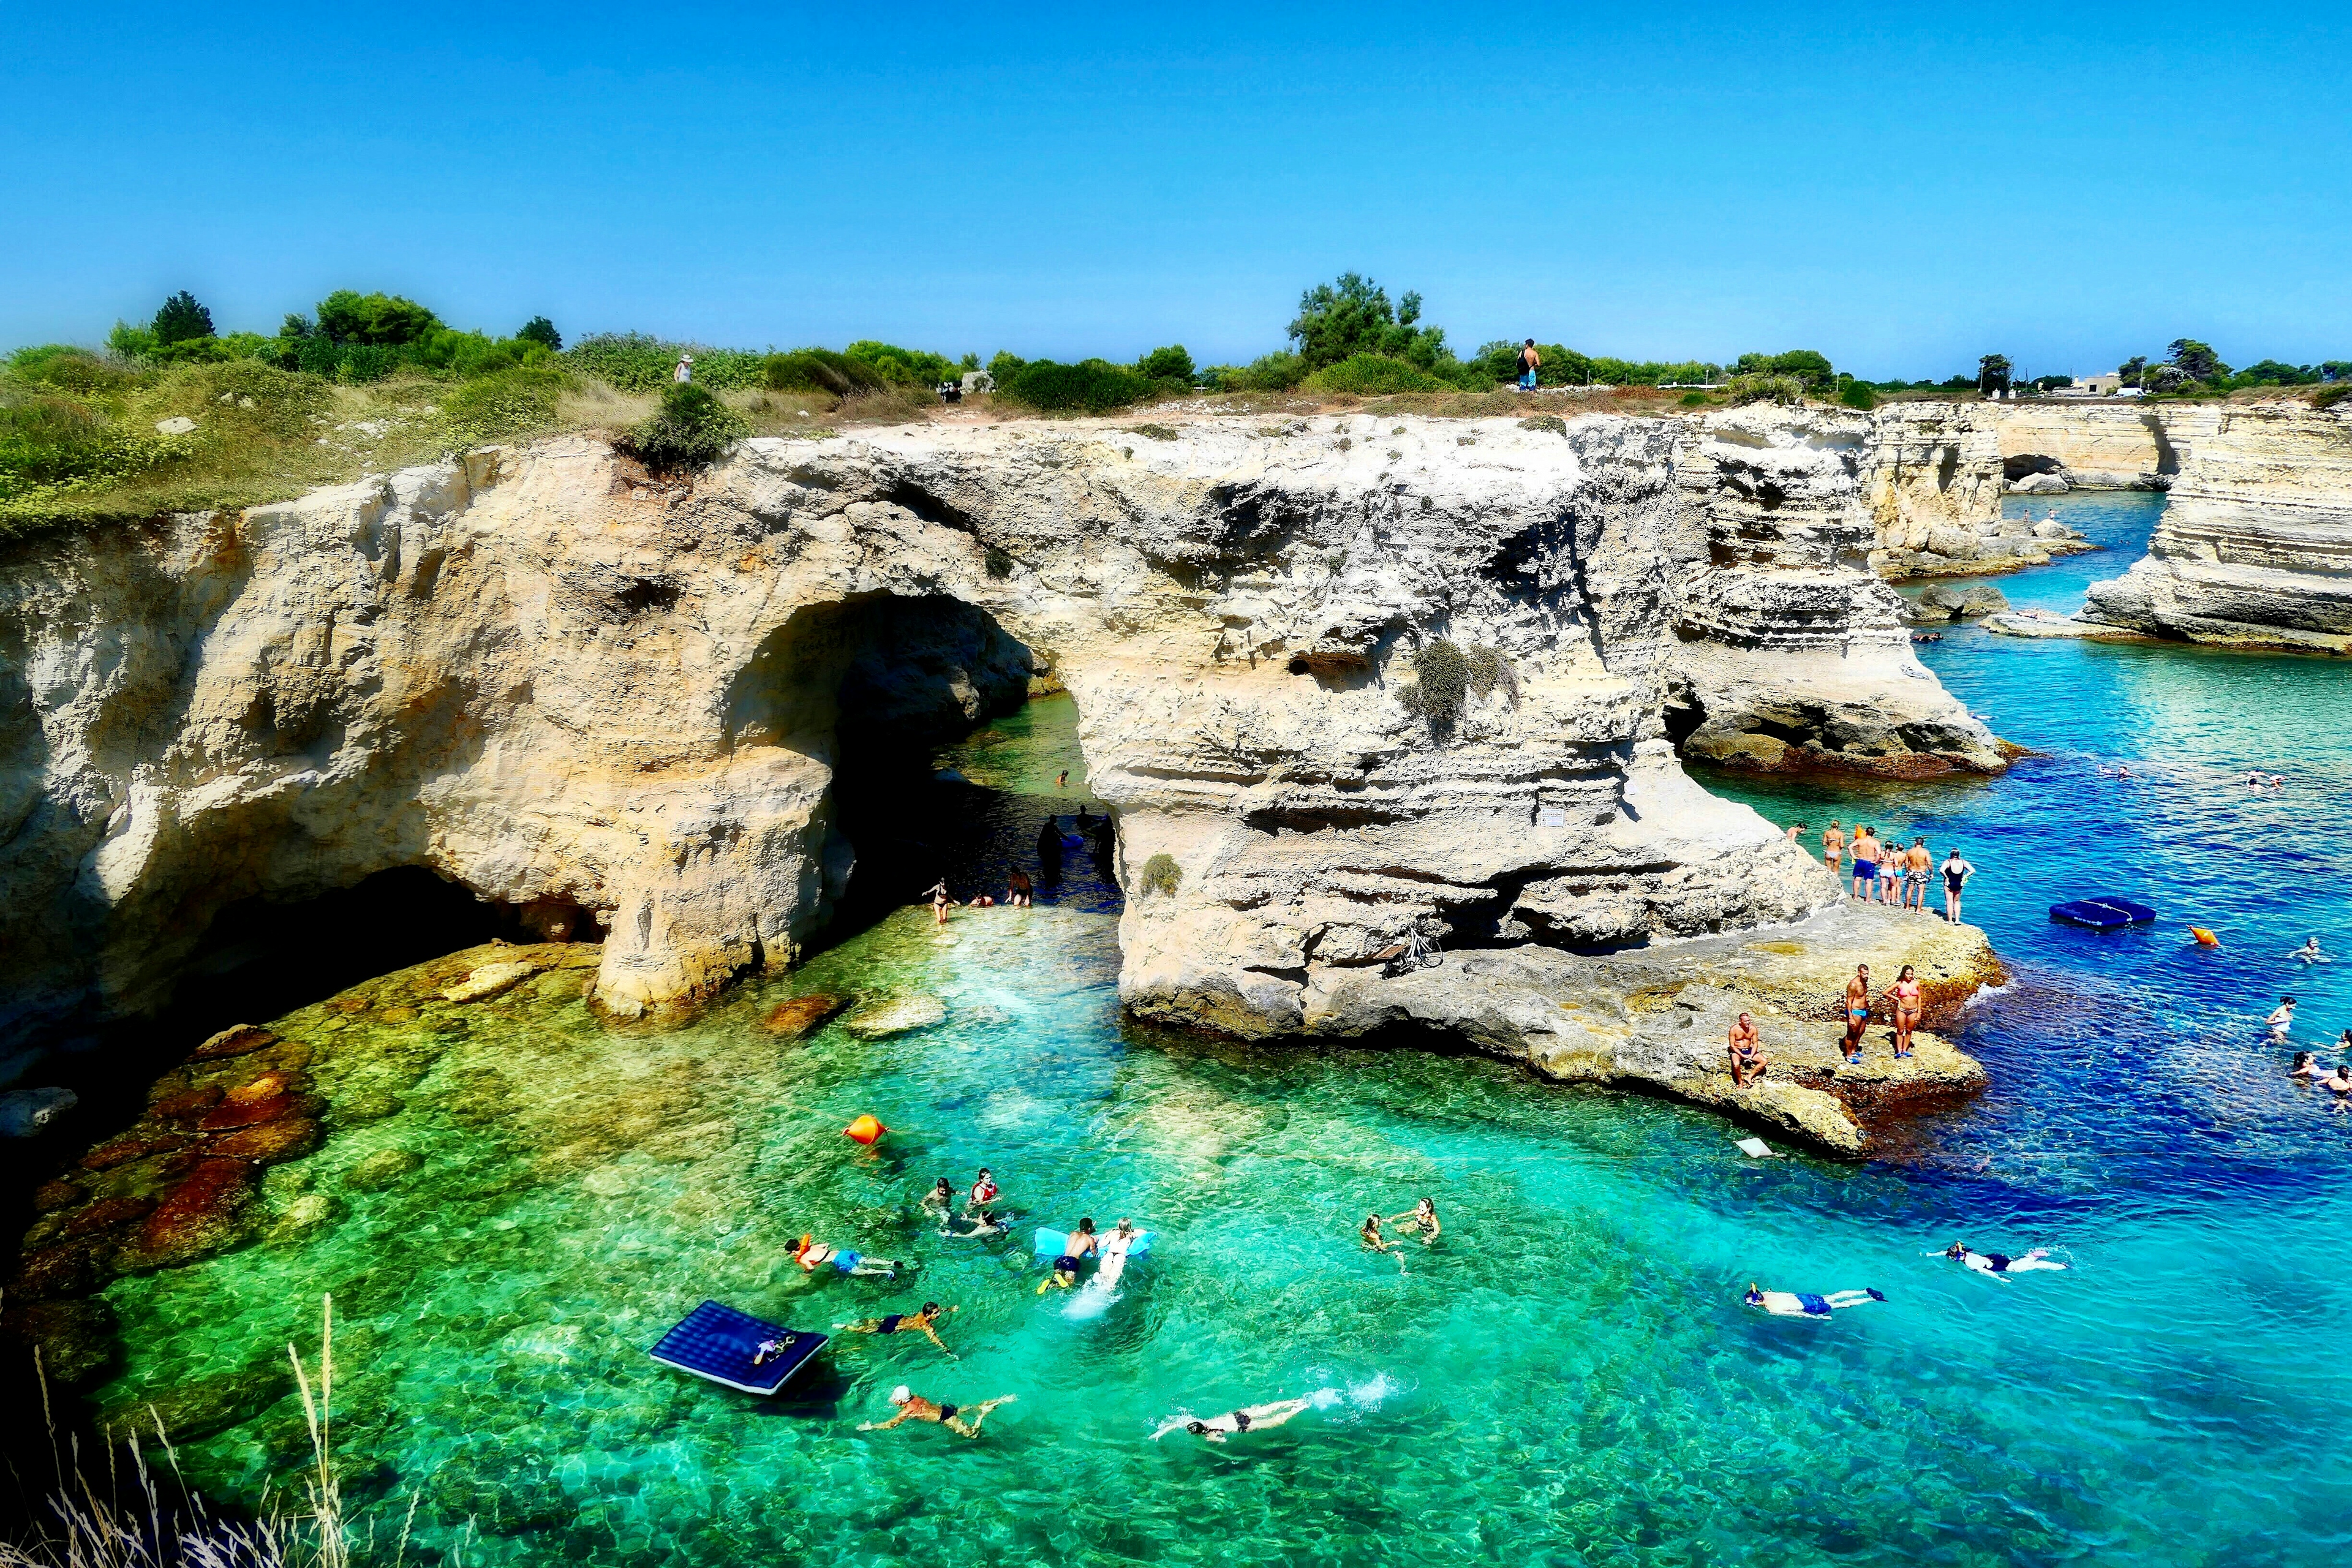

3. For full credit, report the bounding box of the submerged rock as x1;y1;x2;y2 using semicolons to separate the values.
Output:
190;1025;279;1061
2;1296;118;1385
343;1147;424;1192
118;1158;258;1271
842;995;948;1038
763;992;850;1038
268;1192;341;1240
443;960;540;1003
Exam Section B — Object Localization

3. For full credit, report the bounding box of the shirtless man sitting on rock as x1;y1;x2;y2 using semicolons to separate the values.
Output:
1728;1012;1769;1086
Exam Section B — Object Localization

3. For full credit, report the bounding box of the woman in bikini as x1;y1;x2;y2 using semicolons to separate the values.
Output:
1387;1197;1441;1246
790;1235;903;1280
923;878;952;926
1890;963;1923;1058
1822;821;1845;881
1006;870;1033;908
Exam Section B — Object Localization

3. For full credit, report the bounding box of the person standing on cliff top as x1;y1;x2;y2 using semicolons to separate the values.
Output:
673;353;693;383
1518;340;1540;391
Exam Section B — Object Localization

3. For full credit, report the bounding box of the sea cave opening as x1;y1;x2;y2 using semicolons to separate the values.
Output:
725;592;1122;953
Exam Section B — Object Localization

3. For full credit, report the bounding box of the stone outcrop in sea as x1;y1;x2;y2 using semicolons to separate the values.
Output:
1862;402;2097;578
0;410;2002;1140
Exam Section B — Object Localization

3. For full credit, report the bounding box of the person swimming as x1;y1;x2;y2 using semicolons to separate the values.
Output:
790;1235;903;1279
837;1302;958;1355
921;1178;956;1222
1388;1197;1441;1246
1942;1242;2066;1277
1743;1283;1885;1317
1152;1392;1332;1443
943;1208;1009;1238
1036;1254;1080;1294
859;1386;1015;1438
2267;997;2297;1042
2288;938;2331;965
967;1167;1000;1213
1360;1213;1406;1270
2291;1051;2321;1081
2317;1065;2352;1098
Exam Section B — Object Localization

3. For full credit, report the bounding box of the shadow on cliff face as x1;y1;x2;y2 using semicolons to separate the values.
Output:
725;592;1122;952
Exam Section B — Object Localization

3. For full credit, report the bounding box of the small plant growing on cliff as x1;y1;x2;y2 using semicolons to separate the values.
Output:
620;382;749;472
1466;643;1519;706
1517;413;1567;437
1396;637;1471;729
1139;853;1183;896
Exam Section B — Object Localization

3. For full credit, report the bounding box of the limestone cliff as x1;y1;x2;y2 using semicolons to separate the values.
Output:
2073;403;2352;651
0;413;1998;1140
1991;402;2223;491
1861;402;2093;578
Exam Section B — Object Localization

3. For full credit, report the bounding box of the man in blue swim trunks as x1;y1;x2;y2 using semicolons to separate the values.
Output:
1849;827;1880;902
1842;965;1872;1063
838;1302;957;1354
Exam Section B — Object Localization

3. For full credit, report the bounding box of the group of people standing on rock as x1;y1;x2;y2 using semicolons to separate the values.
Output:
1796;821;1975;922
919;802;1113;925
1725;959;1931;1086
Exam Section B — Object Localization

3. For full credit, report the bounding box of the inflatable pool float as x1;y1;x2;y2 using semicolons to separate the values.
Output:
1035;1226;1155;1264
2048;897;2157;930
649;1301;827;1396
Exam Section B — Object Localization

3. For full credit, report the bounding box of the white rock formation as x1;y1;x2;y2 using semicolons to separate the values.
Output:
1990;401;2223;490
2078;403;2352;651
0;413;2001;1085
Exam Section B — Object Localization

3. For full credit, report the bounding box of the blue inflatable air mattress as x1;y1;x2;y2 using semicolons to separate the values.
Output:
649;1301;827;1395
2049;897;2157;930
1035;1226;1154;1263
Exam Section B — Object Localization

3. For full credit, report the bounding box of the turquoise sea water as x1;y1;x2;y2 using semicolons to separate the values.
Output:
88;492;2352;1565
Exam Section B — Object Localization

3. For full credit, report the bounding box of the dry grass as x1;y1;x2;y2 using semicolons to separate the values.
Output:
2;1297;460;1568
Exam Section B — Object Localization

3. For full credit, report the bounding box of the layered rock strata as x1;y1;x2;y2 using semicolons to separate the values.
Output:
0;413;1999;1078
1861;402;2094;578
2072;403;2352;652
1991;401;2223;491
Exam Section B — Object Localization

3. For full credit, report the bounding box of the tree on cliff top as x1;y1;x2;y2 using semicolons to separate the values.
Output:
1288;273;1450;371
316;290;442;347
151;291;215;346
1977;355;2012;395
2165;339;2229;383
1733;350;1834;393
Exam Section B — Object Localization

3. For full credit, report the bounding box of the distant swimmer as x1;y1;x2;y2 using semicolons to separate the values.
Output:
2290;1051;2321;1081
2288;938;2332;966
1743;1283;1885;1317
2268;997;2297;1043
1728;1012;1769;1086
921;1178;957;1222
1057;769;1069;791
942;1208;1009;1238
860;1387;1015;1438
1943;1243;2065;1278
2317;1065;2352;1098
837;1302;958;1356
1360;1212;1407;1270
1154;1392;1333;1442
1006;870;1033;908
1388;1196;1441;1246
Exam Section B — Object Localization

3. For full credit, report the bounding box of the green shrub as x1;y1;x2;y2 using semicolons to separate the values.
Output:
108;320;161;360
1518;414;1567;437
1125;423;1179;440
1727;372;1805;407
518;316;563;352
844;340;959;386
317;290;442;346
339;345;399;383
1139;853;1183;896
1465;644;1518;705
1396;638;1471;729
1679;391;1709;407
1839;382;1878;410
1000;358;1154;415
442;366;570;448
565;333;766;393
153;290;214;346
2312;383;2351;411
762;347;886;397
1302;355;1446;395
1137;345;1194;382
7;346;140;396
620;381;748;470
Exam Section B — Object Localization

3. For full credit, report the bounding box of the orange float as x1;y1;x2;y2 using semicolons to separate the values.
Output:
2189;927;2220;947
843;1114;887;1145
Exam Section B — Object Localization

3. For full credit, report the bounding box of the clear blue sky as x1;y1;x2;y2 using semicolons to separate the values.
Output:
8;4;2348;379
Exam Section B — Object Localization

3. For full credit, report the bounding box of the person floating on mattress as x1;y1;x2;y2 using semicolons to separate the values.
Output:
1387;1196;1441;1246
751;1336;795;1367
791;1235;903;1279
1743;1283;1884;1317
837;1302;959;1356
860;1385;1015;1439
1154;1392;1333;1443
1942;1243;2066;1278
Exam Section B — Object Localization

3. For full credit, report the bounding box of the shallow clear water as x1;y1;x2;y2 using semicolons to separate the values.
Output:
93;541;2352;1564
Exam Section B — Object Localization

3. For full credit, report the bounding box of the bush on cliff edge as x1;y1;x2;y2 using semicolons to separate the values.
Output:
619;382;748;471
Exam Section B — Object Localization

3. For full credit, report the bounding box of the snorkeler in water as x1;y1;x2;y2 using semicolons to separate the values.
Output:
1152;1392;1333;1443
1743;1283;1884;1317
1942;1243;2066;1278
835;1302;959;1356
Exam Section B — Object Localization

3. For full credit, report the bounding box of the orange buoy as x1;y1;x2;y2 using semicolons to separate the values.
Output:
844;1114;886;1145
2190;927;2220;947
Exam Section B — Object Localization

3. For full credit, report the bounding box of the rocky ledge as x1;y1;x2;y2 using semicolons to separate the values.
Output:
1299;900;1997;1156
2075;403;2352;653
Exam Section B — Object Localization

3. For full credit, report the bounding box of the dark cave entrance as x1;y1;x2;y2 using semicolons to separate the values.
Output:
724;593;1122;951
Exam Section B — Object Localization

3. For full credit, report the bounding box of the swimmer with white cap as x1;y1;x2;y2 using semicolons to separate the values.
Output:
859;1386;1014;1438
